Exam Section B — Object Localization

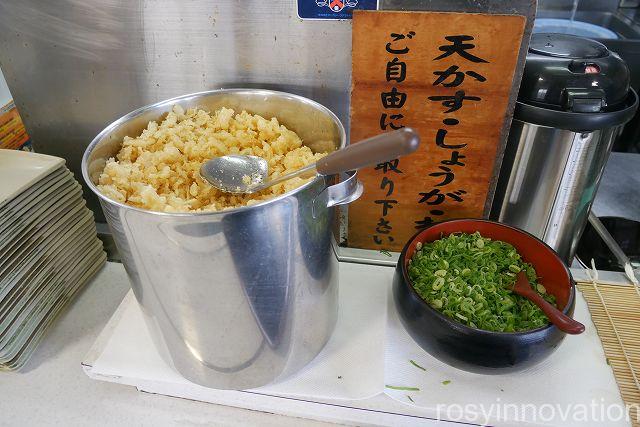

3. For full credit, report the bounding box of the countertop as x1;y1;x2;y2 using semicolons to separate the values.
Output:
0;265;331;427
1;253;632;426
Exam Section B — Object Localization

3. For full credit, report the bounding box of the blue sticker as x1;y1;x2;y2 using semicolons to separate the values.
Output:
297;0;378;20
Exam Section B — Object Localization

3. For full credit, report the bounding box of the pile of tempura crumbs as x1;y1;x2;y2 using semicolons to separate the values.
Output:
97;105;327;212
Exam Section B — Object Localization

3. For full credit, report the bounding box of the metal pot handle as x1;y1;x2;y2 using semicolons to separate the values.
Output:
325;171;364;208
312;171;363;219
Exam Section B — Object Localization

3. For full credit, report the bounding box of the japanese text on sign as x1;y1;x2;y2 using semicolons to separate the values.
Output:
349;11;526;251
415;35;487;230
373;31;415;246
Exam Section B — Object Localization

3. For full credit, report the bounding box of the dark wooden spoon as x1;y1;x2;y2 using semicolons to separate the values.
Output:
513;272;585;335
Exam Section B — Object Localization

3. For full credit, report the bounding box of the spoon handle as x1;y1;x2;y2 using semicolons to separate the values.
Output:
523;290;585;334
315;128;420;175
252;162;318;191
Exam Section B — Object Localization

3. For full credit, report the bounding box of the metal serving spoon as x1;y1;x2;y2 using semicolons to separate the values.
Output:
200;128;420;194
513;272;585;334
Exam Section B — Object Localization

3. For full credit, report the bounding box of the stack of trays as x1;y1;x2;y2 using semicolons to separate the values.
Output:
0;149;105;370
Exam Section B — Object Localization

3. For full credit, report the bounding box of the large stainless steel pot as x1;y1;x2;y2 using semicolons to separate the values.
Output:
81;89;362;389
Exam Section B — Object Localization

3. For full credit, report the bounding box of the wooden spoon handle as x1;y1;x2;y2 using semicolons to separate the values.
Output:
522;290;585;335
315;128;420;175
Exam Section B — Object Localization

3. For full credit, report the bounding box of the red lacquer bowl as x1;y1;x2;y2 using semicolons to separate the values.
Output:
392;219;577;373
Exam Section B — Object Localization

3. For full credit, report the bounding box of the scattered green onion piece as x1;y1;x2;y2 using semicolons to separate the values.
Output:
409;359;426;371
386;385;420;391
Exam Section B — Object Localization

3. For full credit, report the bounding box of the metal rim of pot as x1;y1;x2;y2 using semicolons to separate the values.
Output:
81;88;348;217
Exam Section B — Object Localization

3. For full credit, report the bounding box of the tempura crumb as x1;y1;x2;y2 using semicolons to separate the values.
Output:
97;106;328;212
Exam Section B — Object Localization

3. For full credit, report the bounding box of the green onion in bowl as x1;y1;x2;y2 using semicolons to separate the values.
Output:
407;231;556;332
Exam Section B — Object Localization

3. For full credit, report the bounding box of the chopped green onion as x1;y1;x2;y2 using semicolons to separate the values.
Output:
442;380;451;385
408;232;556;332
409;359;426;371
386;385;420;391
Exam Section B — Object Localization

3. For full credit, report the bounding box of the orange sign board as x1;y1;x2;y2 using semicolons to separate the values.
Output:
0;100;31;150
348;10;525;251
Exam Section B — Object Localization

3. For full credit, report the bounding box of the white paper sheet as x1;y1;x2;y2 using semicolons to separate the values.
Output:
383;286;627;427
91;262;390;400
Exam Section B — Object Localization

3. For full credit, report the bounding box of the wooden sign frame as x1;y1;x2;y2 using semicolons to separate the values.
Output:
339;1;536;260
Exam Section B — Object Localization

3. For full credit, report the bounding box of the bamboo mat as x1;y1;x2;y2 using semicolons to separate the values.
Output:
578;280;640;426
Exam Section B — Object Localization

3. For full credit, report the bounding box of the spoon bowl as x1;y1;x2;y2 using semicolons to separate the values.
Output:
513;271;585;335
201;155;269;194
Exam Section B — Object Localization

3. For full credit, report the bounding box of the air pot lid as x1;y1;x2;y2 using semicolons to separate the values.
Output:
514;33;637;131
529;33;609;59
